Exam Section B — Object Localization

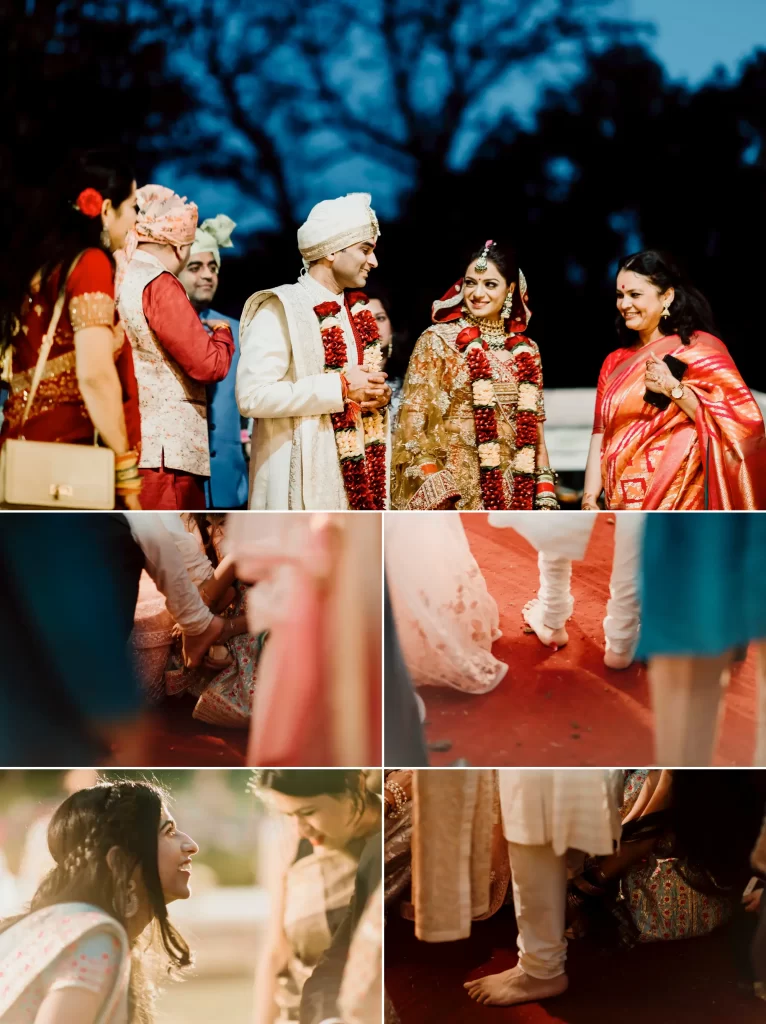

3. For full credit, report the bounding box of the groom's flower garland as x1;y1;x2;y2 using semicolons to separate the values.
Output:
455;325;542;510
314;294;386;510
348;292;388;507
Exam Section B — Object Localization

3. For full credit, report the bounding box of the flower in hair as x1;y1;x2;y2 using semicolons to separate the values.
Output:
75;188;104;218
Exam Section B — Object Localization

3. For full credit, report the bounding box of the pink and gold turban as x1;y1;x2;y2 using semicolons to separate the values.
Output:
122;184;198;262
116;185;199;296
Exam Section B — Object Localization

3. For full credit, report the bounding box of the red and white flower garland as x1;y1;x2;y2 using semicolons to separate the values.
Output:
314;293;387;510
455;326;542;510
508;337;543;509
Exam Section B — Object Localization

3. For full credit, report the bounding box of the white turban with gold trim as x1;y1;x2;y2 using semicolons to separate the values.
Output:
297;192;380;268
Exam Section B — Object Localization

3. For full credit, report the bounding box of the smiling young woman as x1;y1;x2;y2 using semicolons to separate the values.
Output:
584;249;766;510
0;780;197;1024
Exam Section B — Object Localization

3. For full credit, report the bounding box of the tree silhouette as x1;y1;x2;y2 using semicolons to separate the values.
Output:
85;0;637;229
0;0;186;224
374;41;766;390
3;1;764;391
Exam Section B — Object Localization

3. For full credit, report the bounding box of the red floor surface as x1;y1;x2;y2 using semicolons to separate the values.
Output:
131;696;247;766
386;903;762;1024
422;514;757;767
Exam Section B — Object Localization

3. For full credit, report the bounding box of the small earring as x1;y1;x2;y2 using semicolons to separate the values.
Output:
661;303;671;319
124;880;139;919
100;225;112;251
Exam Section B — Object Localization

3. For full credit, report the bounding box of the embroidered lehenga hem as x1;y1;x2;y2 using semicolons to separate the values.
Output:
407;468;461;510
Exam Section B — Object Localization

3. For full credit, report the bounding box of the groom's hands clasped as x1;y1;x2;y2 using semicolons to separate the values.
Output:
345;364;391;411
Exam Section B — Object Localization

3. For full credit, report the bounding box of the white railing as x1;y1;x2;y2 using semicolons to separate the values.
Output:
544;389;766;472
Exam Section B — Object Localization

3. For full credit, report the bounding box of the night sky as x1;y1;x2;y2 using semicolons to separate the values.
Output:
629;0;766;83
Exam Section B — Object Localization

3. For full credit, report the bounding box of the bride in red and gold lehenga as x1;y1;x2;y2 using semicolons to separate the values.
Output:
391;241;558;510
583;249;766;511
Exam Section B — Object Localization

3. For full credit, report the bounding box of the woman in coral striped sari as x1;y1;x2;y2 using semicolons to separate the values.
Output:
583;250;765;510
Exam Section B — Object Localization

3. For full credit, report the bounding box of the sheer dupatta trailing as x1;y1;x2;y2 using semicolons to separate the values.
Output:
409;769;510;942
385;513;507;694
599;333;766;509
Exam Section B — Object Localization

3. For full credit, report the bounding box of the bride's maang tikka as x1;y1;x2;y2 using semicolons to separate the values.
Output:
474;239;493;274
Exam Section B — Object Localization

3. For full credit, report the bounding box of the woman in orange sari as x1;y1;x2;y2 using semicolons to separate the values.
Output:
583;250;765;510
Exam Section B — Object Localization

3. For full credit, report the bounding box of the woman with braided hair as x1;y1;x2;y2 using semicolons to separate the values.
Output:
0;779;198;1023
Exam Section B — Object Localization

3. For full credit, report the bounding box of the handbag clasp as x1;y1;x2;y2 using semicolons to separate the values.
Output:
49;483;73;500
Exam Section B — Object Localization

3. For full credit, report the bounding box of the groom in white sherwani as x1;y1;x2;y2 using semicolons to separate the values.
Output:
237;193;391;510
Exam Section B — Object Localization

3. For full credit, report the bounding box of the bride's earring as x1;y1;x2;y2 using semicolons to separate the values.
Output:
100;219;112;251
121;879;139;919
501;289;514;320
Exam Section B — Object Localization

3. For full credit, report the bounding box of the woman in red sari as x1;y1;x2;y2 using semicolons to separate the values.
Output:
583;250;765;510
0;151;143;507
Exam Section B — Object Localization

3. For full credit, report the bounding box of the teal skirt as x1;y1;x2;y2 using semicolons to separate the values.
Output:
638;512;766;657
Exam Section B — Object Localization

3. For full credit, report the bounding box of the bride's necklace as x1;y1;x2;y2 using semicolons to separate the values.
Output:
461;310;508;351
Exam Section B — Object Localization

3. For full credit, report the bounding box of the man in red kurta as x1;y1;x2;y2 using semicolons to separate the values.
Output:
117;185;234;509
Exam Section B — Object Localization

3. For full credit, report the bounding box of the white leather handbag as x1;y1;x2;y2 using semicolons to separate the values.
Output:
0;254;115;509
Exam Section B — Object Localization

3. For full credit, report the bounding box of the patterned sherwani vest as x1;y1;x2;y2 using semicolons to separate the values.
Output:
118;251;210;476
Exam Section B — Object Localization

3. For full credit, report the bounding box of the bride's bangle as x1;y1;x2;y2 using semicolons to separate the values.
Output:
115;449;139;469
385;781;408;818
116;480;142;496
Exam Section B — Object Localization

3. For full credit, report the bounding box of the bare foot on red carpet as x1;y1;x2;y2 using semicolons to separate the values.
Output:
604;648;633;670
182;616;225;668
464;965;568;1006
522;599;568;650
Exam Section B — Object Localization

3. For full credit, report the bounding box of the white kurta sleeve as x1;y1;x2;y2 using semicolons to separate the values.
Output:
156;513;215;586
236;296;345;419
125;513;214;636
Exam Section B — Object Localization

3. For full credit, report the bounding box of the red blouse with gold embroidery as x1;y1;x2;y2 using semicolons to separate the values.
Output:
0;247;141;450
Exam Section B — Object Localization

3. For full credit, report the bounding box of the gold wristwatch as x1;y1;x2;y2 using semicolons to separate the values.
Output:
670;383;685;401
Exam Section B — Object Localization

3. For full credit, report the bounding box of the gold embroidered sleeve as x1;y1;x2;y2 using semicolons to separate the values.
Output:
391;329;456;509
68;292;115;332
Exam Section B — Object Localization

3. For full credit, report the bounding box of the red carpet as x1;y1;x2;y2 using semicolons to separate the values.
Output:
421;514;757;767
127;696;247;767
386;902;762;1024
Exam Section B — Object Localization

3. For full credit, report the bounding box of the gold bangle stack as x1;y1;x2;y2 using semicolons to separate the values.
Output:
115;449;141;496
385;780;408;819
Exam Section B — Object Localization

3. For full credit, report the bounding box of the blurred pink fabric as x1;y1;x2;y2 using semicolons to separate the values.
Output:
228;513;381;765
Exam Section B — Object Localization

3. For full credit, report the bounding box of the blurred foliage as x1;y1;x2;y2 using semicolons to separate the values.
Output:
0;771;261;884
0;769;255;810
199;845;257;887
